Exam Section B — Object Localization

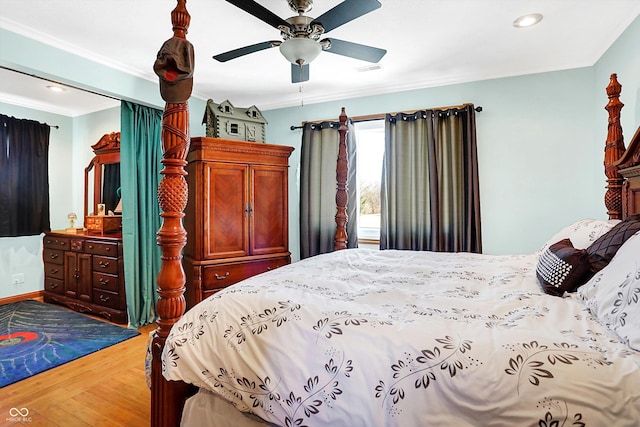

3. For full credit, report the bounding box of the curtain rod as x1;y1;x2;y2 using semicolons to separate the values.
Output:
2;114;59;129
290;104;483;130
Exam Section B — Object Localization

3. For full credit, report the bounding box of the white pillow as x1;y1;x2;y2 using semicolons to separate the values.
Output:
541;219;620;251
577;231;640;351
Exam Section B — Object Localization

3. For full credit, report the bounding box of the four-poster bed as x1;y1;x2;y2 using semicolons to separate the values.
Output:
149;2;640;426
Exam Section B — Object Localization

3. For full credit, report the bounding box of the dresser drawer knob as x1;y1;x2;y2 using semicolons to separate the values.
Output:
99;294;110;302
99;278;110;286
214;272;230;280
98;260;110;268
49;283;58;289
49;253;59;260
50;268;59;274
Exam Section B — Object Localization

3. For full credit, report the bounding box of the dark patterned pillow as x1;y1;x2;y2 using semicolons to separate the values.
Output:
586;214;640;273
536;239;591;296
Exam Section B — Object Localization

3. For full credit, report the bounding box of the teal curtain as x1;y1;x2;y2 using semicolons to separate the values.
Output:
120;101;163;327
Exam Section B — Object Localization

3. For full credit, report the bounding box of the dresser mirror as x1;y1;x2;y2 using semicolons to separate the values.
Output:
84;132;121;219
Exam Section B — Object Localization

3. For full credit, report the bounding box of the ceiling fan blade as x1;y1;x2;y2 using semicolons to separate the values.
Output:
291;63;309;83
311;0;381;33
213;41;279;62
321;38;386;63
226;0;292;30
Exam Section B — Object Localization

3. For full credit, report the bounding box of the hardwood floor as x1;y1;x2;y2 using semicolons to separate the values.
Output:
1;317;155;427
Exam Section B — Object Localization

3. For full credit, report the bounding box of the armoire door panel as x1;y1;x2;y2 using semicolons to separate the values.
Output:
251;166;288;255
204;163;249;258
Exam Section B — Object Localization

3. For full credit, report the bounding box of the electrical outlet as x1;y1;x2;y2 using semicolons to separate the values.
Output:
12;273;25;285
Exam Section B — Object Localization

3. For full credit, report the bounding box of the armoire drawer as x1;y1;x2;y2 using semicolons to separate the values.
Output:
201;257;290;291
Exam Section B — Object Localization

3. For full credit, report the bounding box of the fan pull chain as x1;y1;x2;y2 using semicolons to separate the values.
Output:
299;84;304;107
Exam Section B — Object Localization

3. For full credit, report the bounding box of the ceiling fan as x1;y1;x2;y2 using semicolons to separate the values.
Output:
213;0;387;83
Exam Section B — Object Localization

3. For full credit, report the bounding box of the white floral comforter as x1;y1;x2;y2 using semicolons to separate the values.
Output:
163;249;640;426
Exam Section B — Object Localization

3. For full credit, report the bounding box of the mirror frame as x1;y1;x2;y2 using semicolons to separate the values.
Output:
84;132;121;219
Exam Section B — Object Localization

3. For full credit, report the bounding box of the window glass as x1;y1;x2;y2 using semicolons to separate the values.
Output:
354;120;384;242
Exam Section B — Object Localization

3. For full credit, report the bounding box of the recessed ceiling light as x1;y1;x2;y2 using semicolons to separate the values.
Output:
513;13;543;28
47;85;65;93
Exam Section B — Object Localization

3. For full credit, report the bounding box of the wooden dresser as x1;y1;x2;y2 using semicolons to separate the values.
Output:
183;137;294;307
43;231;127;323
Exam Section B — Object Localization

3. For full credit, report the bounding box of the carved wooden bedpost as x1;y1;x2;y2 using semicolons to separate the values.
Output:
151;1;194;426
334;107;349;250
604;73;625;220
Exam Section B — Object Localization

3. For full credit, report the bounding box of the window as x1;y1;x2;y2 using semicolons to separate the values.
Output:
354;120;385;244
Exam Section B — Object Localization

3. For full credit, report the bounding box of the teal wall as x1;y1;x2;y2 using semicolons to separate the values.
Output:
264;15;640;259
594;15;640;146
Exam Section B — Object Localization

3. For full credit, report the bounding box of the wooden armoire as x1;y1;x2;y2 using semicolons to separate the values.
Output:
183;137;294;307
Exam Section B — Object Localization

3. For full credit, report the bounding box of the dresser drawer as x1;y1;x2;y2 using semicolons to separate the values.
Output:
85;240;119;256
201;257;289;292
45;277;64;294
92;256;119;274
93;290;123;310
44;262;64;279
43;248;65;265
93;272;120;293
43;236;70;250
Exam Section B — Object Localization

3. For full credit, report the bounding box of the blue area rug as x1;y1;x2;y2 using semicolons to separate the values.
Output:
0;300;139;387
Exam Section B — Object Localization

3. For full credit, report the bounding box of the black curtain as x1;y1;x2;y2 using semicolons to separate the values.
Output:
0;114;51;236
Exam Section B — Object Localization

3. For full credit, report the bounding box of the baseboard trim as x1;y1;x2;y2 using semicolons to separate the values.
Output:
0;291;45;305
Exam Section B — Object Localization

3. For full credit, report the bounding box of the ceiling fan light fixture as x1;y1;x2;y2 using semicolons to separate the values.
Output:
279;38;322;65
513;13;543;28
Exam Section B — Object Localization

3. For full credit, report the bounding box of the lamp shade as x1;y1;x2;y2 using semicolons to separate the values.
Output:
279;38;322;65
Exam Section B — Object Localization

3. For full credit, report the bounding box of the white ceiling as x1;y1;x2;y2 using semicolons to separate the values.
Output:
1;0;639;116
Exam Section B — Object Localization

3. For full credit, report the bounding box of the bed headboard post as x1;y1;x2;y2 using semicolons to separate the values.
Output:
151;1;194;426
604;73;626;220
334;107;349;251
